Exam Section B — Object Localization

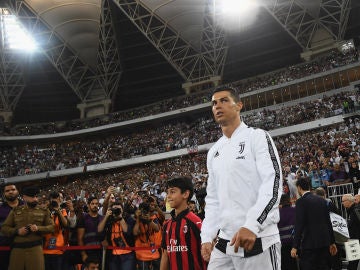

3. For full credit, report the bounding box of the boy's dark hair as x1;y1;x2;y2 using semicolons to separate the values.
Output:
167;177;194;202
212;86;240;102
295;177;311;191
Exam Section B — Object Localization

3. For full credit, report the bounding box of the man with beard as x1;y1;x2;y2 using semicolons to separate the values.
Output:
0;183;22;269
77;196;104;266
1;186;54;270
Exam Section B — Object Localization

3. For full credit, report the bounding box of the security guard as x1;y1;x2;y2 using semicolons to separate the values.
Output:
1;186;54;270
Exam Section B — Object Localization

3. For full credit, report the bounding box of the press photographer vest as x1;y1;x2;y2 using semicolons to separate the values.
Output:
111;221;132;255
134;215;161;261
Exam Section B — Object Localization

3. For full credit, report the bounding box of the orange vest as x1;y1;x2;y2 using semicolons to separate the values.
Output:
43;209;67;255
111;221;132;255
134;216;162;261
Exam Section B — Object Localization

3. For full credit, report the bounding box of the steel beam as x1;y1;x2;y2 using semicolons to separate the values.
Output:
265;0;351;49
97;0;122;100
7;0;105;102
112;0;226;83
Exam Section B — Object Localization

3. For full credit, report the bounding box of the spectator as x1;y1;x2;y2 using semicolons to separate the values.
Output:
291;177;337;270
77;196;104;266
327;163;351;186
83;257;100;270
278;194;297;270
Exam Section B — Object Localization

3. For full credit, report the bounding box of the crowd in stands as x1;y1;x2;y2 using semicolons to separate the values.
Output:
0;90;358;178
231;49;359;93
42;118;359;201
0;48;358;136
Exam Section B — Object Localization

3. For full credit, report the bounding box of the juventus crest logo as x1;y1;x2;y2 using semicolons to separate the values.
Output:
238;142;245;154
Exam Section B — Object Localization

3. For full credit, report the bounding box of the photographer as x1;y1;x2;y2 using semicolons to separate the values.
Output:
133;202;162;270
98;199;136;270
43;191;69;270
148;196;165;226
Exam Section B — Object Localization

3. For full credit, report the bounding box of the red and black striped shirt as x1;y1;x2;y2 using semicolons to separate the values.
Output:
162;209;206;270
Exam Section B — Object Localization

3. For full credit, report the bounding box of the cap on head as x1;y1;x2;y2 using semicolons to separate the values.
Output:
22;186;40;197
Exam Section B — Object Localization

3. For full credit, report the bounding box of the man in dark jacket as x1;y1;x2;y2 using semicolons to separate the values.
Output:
291;177;337;270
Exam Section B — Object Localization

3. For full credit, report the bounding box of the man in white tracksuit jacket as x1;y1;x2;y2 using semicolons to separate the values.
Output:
201;86;283;270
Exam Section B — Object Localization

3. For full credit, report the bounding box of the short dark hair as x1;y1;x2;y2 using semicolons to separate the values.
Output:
167;177;194;202
87;196;98;205
314;187;326;197
84;256;99;268
2;182;16;192
212;86;240;102
49;191;60;199
280;194;291;207
295;177;311;191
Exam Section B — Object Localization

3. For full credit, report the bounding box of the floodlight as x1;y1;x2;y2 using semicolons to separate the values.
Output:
1;12;37;52
215;0;260;32
220;0;258;16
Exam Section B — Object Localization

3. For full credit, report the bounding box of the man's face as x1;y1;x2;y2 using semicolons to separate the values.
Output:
23;194;38;206
88;199;99;213
211;91;242;126
342;196;352;208
354;195;360;204
3;185;18;202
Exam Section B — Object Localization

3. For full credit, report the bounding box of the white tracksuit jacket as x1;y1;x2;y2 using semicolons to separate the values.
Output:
201;122;283;253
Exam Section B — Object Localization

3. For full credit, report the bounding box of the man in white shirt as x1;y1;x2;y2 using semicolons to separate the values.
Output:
201;86;282;269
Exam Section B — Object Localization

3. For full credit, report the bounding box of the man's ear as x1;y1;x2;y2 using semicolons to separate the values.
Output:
234;101;243;112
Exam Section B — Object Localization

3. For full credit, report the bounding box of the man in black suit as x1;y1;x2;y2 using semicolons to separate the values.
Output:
291;177;337;270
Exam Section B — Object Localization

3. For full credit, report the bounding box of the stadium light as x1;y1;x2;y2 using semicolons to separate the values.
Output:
220;0;258;16
215;0;260;32
1;9;37;52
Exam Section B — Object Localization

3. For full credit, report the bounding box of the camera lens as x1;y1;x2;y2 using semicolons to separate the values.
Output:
51;201;58;208
111;208;121;216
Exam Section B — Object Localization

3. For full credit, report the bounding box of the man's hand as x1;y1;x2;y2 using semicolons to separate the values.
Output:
329;243;337;256
201;242;213;262
230;227;256;253
290;248;298;258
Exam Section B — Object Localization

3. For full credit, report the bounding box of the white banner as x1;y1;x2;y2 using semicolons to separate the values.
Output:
330;212;350;243
345;239;360;261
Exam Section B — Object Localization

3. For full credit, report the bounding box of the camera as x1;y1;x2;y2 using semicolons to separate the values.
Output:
139;202;151;224
113;237;125;247
111;207;122;216
50;200;58;208
60;202;67;209
25;224;31;233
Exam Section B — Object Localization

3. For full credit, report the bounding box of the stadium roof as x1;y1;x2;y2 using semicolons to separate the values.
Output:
1;0;360;124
